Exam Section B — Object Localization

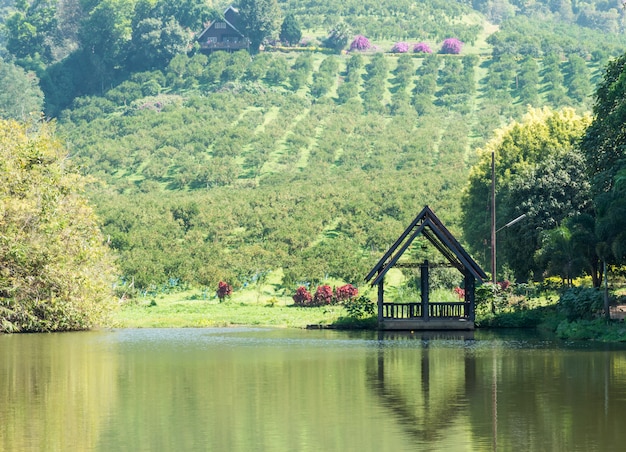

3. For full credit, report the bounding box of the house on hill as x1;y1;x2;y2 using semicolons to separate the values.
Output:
197;6;249;52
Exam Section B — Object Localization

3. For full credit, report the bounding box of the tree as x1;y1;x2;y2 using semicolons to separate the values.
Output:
279;12;301;45
581;53;626;265
350;35;371;51
323;21;351;52
440;38;463;54
4;0;57;64
238;0;281;53
462;107;592;281
502;150;593;280
0;59;44;121
127;17;189;71
0;120;116;332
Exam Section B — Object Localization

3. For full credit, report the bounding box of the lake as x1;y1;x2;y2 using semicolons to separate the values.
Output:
2;328;626;451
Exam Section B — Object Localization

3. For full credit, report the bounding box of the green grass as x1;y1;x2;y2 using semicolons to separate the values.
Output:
111;290;350;328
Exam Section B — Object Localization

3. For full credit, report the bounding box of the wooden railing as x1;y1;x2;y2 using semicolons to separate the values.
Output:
200;42;249;51
382;302;469;319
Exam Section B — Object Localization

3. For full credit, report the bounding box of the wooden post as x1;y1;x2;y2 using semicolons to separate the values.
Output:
465;272;475;322
377;270;384;324
421;260;429;321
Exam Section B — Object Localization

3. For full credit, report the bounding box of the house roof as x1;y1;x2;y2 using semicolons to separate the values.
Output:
365;205;487;286
197;5;245;41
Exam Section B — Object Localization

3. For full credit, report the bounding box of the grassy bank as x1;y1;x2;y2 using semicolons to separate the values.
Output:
110;290;353;329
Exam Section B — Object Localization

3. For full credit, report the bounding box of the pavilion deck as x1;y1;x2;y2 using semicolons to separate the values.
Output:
381;301;474;330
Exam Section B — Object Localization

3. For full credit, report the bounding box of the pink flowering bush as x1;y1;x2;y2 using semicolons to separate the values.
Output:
314;285;334;305
440;38;463;54
413;42;432;54
217;281;232;301
293;286;313;305
391;42;409;53
335;284;359;302
350;35;371;51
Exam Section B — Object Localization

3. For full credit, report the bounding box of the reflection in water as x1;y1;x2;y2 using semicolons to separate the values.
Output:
2;328;626;451
367;332;477;448
0;331;118;451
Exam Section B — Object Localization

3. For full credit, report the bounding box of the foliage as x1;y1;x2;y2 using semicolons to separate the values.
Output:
313;284;334;305
238;0;282;52
555;318;626;341
581;53;626;264
335;284;358;302
292;286;313;306
462;107;592;281
323;21;351;51
413;42;432;53
350;35;371;51
216;281;233;301
475;282;510;316
0;58;44;121
0;120;116;332
557;287;604;321
127;16;189;71
279;13;302;46
440;38;463;54
391;42;409;53
21;17;610;292
343;295;375;320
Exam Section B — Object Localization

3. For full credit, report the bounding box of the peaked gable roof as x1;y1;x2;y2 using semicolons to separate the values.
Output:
365;205;487;286
197;5;245;41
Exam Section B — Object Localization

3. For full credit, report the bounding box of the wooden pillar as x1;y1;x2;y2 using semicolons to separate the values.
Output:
465;272;475;322
377;270;384;324
421;260;429;321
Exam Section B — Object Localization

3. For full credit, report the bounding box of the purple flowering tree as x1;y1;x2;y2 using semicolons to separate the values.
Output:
413;42;432;54
391;42;409;53
440;38;463;54
350;35;371;51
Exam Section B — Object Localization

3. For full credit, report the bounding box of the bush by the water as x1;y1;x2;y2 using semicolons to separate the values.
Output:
558;287;604;321
343;295;375;320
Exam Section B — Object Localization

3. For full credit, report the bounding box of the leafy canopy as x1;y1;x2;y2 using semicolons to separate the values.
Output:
0;120;116;332
462;107;591;281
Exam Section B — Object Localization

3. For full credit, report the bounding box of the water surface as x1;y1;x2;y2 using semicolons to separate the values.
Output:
2;328;626;451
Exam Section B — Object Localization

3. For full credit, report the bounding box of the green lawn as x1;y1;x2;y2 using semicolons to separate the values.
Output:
111;290;348;328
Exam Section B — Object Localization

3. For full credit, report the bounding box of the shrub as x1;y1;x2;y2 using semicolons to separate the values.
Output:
558;287;604;321
344;295;376;319
216;281;232;301
475;282;509;315
292;286;312;305
314;285;334;305
335;284;359;302
413;42;432;53
440;38;463;54
391;42;409;53
350;35;371;51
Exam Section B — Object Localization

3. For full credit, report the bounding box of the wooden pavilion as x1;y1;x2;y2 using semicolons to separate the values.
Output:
365;206;487;330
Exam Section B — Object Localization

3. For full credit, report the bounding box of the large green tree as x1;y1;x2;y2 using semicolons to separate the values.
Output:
580;53;626;264
0;120;116;332
238;0;281;52
462;107;592;281
279;12;301;45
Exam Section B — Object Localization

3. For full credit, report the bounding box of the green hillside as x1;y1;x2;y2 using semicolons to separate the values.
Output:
2;0;625;294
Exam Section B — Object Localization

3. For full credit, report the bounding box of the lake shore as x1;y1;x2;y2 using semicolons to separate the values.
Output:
111;292;350;329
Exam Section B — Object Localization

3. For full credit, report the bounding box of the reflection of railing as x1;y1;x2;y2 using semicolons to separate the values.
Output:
200;42;248;50
382;302;469;319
